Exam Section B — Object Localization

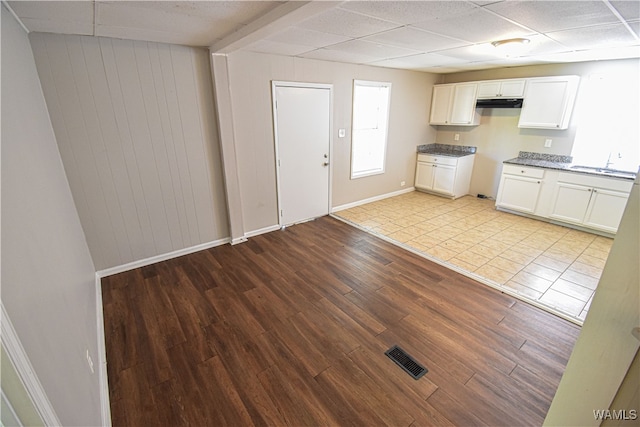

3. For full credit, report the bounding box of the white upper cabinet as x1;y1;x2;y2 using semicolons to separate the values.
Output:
429;83;480;126
518;76;579;130
477;79;526;98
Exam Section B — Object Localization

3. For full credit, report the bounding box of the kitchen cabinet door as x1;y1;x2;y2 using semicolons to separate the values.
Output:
518;76;579;130
583;188;630;233
429;85;453;125
549;182;592;224
432;164;456;194
497;175;542;214
477;79;526;98
415;161;436;190
429;83;479;126
449;83;480;125
499;79;526;97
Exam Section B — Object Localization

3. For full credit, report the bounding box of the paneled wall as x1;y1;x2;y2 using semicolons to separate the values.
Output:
30;33;229;270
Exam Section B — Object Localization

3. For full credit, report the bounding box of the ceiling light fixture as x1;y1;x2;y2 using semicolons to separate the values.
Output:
491;38;530;48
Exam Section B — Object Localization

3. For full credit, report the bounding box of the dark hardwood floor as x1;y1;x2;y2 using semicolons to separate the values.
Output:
102;216;580;426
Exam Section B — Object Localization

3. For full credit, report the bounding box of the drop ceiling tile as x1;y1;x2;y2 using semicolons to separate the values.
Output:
20;17;94;36
298;48;378;64
339;1;478;25
244;40;316;56
266;27;352;48
610;1;640;21
528;44;640;63
8;1;94;35
485;1;621;33
95;1;284;45
95;4;230;45
432;44;509;62
295;8;400;38
362;27;469;52
326;39;422;60
546;23;638;50
628;20;640;38
412;7;533;44
369;53;468;70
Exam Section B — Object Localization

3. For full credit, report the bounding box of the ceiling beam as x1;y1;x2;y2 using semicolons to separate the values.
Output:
209;0;340;53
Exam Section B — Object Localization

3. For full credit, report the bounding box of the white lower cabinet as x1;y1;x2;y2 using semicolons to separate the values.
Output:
497;165;633;234
415;154;474;199
496;165;544;214
549;174;632;233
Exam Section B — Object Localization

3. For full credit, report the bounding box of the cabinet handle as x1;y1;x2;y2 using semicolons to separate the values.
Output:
537;181;541;184
588;189;592;192
521;170;525;173
593;189;597;193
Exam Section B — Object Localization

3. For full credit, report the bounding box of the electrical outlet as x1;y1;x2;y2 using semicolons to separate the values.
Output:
400;181;406;187
454;133;460;141
86;349;95;374
544;138;552;147
338;128;346;138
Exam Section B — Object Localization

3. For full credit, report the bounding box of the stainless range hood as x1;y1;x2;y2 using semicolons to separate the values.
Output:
476;98;523;108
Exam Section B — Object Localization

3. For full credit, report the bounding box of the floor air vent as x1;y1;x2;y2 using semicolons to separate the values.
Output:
385;345;427;380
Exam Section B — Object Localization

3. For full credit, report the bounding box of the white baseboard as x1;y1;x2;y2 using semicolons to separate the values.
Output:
95;237;230;278
0;304;61;426
331;187;415;213
244;224;281;238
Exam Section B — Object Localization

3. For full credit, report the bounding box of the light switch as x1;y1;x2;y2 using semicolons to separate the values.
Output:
544;138;552;147
338;129;346;138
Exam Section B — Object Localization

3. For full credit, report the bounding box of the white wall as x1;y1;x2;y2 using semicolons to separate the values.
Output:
29;33;229;270
437;59;639;198
1;7;101;425
226;51;438;233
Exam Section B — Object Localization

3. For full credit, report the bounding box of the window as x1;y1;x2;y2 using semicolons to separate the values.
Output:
351;80;391;179
571;72;639;172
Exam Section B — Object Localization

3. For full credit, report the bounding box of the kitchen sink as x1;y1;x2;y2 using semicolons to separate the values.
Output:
570;165;636;178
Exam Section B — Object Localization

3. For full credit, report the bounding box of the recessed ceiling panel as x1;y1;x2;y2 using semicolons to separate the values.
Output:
363;27;469;52
339;1;478;25
485;0;621;33
412;7;533;44
295;7;399;38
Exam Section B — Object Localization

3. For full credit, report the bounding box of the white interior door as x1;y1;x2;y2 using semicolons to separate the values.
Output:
273;83;331;226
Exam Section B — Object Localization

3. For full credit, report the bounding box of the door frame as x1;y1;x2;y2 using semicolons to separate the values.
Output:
271;81;333;227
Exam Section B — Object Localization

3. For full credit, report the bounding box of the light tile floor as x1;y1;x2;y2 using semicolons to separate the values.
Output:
334;191;614;322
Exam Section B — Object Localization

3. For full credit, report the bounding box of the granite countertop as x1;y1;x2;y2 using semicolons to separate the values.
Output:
417;143;477;158
504;151;637;180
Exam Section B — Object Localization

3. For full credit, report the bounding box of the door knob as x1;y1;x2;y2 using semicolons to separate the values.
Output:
323;162;329;166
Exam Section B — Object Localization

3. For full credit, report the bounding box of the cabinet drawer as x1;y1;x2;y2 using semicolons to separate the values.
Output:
502;164;545;179
417;154;458;166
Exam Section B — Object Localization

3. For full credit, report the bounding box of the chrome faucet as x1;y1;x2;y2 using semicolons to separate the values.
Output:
605;152;621;168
